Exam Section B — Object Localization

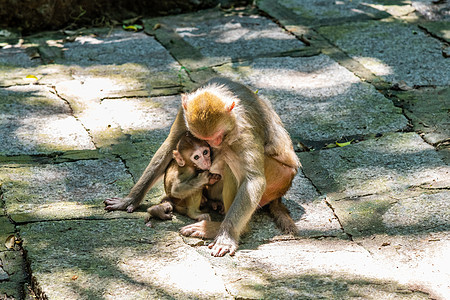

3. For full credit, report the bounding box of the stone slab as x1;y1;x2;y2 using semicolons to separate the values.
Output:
284;166;344;238
395;87;450;145
300;132;449;239
1;158;136;223
54;28;186;96
18;219;230;299
0;44;40;68
419;21;450;43
0;216;15;251
318;20;450;86
300;132;449;199
197;239;431;299
355;232;450;299
330;190;450;237
258;0;391;27
0;85;95;155
0;251;28;300
412;0;450;21
215;55;407;142
152;10;305;68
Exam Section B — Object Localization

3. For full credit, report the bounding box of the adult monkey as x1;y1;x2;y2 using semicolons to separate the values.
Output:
105;77;300;256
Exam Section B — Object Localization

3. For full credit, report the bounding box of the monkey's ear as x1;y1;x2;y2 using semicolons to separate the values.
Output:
173;150;185;167
227;101;235;112
181;94;188;110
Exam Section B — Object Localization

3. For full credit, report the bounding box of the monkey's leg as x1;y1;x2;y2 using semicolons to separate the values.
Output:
259;156;297;207
185;192;211;221
104;109;186;212
268;198;298;235
145;200;174;227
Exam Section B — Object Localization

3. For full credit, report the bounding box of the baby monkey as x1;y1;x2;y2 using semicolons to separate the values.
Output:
145;132;221;226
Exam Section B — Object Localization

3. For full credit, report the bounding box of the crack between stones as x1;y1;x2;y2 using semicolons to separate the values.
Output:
324;197;353;241
49;85;98;149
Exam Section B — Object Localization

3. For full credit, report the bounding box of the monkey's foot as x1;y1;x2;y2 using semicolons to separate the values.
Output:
104;197;136;212
179;220;220;239
208;233;238;257
195;213;211;222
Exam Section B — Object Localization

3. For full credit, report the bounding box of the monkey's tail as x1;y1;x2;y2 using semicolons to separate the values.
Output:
269;198;298;235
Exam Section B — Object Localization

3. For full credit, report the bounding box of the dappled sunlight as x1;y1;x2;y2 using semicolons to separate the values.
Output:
17;116;95;152
354;56;393;76
58;77;122;101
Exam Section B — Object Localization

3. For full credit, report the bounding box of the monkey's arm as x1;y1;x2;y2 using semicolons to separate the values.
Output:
170;172;209;199
211;144;266;257
104;108;187;212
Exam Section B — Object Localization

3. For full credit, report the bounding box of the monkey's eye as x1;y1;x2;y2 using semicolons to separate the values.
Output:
203;150;209;155
194;155;200;160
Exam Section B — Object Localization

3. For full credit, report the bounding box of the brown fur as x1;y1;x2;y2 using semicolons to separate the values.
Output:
105;78;299;257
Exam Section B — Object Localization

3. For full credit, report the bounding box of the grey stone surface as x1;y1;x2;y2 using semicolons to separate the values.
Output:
318;20;450;86
420;21;450;43
0;85;95;155
19;219;230;300
412;0;450;21
170;13;305;66
300;132;449;199
1;158;135;223
215;55;408;142
0;251;28;300
0;2;449;299
0;217;15;251
0;44;39;68
198;239;430;299
262;0;391;25
355;232;450;300
395;87;450;145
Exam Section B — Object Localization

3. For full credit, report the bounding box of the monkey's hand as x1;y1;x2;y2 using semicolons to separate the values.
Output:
179;220;220;239
104;197;137;213
208;173;222;185
208;231;238;257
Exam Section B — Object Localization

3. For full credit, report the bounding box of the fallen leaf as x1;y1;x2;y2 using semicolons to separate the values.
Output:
5;235;15;249
336;140;352;147
71;275;78;280
25;75;38;81
122;24;143;32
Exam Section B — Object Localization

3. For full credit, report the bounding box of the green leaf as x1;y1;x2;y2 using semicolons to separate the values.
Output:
122;24;143;32
336;140;352;147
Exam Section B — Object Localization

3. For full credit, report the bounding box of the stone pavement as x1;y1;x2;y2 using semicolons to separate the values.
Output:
0;1;449;299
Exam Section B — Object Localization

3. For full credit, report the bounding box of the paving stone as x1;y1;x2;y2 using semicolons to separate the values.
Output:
300;132;449;199
18;219;230;299
0;251;28;300
411;0;450;21
215;55;407;142
284;167;344;238
0;44;39;68
300;132;449;238
1;158;136;223
0;85;95;155
318;20;450;86
419;21;450;43
330;190;450;237
0;216;15;251
394;87;450;145
153;11;305;68
355;232;450;300
258;0;391;27
196;239;430;299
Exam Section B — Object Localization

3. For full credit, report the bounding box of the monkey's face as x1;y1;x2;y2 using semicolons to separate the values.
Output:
189;145;211;170
194;129;225;148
